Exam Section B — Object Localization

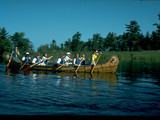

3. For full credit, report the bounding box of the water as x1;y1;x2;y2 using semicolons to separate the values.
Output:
0;61;160;116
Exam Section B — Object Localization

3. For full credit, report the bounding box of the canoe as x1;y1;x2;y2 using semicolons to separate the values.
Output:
6;57;21;69
53;55;119;73
7;55;119;73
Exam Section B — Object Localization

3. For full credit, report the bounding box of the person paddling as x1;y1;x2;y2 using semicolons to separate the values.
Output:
22;52;31;64
64;52;73;65
41;53;53;65
73;53;80;66
32;54;41;64
57;53;66;66
90;49;99;66
11;47;20;58
80;54;85;65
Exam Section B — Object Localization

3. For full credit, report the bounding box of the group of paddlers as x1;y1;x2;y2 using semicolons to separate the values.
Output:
6;47;101;69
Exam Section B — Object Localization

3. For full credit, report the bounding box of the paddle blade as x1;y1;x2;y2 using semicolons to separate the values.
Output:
24;66;30;71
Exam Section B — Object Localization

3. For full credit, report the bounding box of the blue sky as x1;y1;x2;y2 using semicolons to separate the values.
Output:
0;0;160;51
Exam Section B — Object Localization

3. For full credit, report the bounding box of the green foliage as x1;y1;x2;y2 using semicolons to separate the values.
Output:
70;32;82;52
10;32;34;55
125;20;142;51
104;32;117;51
0;27;13;60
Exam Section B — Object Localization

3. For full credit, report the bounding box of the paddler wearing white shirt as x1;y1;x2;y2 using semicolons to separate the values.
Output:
64;52;73;65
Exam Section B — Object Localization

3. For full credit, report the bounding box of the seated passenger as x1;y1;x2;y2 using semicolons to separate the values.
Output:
11;47;20;58
57;53;67;66
80;54;85;65
64;52;73;65
41;53;50;65
32;54;42;64
73;53;80;66
22;52;31;64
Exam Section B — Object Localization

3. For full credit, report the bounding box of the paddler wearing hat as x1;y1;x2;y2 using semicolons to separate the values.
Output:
64;52;73;65
22;52;31;64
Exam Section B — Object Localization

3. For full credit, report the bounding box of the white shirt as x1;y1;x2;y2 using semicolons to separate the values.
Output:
64;56;72;65
64;56;70;62
57;58;63;64
32;58;41;64
41;56;47;64
22;56;31;61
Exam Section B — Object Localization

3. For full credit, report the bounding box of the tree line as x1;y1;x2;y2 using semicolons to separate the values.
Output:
37;13;160;53
0;13;160;61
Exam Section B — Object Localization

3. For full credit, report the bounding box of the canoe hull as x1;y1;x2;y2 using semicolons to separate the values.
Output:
8;55;119;73
53;55;119;73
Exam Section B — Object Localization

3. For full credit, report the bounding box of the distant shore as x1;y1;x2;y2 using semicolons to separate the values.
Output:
2;50;160;64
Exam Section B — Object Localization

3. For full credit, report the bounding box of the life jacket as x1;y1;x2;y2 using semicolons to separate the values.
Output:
91;54;97;64
36;57;41;63
23;56;30;63
60;57;64;64
44;60;48;65
12;50;19;58
74;57;79;65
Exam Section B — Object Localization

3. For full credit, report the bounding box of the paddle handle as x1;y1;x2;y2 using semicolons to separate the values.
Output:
20;61;27;69
56;60;69;70
6;55;13;69
75;59;83;73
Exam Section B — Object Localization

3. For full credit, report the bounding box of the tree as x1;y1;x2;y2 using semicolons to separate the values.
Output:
0;27;13;59
37;44;49;55
60;43;64;50
86;33;104;51
104;32;117;51
50;39;59;50
64;38;72;51
125;20;142;51
116;33;128;51
140;32;151;50
152;12;160;50
10;32;34;54
71;32;82;52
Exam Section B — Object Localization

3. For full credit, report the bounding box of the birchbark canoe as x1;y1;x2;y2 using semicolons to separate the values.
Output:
7;55;119;73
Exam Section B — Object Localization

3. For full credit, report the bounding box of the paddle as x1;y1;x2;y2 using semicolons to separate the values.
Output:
24;56;53;71
6;55;13;69
20;60;28;70
91;52;102;73
56;60;70;70
75;59;83;73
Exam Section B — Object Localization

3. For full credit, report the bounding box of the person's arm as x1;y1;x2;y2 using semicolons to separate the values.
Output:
16;50;20;56
73;58;76;66
92;55;94;62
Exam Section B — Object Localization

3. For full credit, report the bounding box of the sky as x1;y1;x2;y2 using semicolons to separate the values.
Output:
0;0;160;51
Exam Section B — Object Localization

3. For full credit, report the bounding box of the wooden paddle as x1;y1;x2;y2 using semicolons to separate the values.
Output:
75;59;83;73
91;52;102;73
56;60;70;70
6;55;13;69
24;56;53;71
20;61;28;70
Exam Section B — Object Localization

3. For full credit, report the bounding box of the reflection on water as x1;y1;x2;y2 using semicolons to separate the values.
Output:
5;68;118;90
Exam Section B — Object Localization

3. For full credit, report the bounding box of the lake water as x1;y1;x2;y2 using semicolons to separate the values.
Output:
0;61;160;116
